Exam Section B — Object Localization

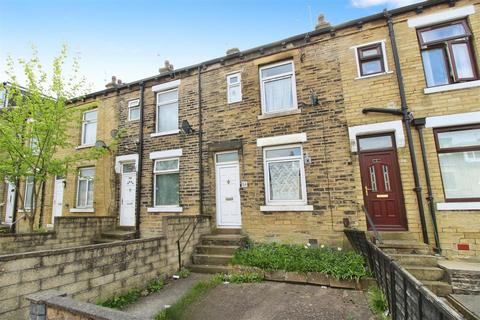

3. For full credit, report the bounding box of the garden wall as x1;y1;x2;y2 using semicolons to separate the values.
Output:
0;215;211;319
0;216;117;255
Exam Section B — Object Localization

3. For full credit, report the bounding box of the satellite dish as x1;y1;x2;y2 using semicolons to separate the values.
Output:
181;120;194;134
95;140;108;149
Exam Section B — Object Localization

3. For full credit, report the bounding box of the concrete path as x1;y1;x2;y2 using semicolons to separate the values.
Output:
124;272;211;319
184;281;375;320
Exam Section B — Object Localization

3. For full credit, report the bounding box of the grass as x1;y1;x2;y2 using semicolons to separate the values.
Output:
155;275;223;320
368;286;390;320
97;276;165;310
220;272;264;283
175;267;191;279
231;242;370;280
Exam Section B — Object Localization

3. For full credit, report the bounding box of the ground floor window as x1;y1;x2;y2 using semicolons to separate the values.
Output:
435;125;480;201
154;158;179;206
263;145;307;205
76;167;95;208
24;176;34;210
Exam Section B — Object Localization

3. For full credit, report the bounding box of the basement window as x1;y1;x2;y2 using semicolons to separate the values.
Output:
128;99;140;121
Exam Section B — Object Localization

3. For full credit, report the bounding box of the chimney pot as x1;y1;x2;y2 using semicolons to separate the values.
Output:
315;14;330;30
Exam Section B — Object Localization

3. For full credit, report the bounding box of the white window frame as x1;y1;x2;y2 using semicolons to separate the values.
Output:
263;144;307;206
76;167;95;209
259;60;298;115
81;109;97;147
24;176;34;210
154;88;179;136
127;99;140;121
227;72;242;104
30;137;40;155
152;158;181;210
351;40;391;79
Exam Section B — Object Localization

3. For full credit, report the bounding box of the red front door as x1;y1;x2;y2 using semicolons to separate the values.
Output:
358;134;407;231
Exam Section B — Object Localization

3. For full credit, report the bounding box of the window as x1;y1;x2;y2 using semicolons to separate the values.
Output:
0;89;6;108
434;125;480;201
259;61;297;114
24;176;34;210
263;145;307;205
156;89;178;134
227;73;242;104
30;137;40;155
418;20;477;87
81;109;97;146
153;158;179;207
128;99;140;121
356;43;386;77
76;167;95;208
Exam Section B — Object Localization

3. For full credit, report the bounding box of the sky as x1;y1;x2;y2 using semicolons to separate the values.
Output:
0;0;423;93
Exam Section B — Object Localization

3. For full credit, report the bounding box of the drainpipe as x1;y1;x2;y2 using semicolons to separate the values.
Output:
385;12;429;244
413;118;441;253
38;181;46;228
134;82;145;238
197;66;204;216
10;179;19;233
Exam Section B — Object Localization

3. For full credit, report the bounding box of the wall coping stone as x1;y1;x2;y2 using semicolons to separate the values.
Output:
0;235;166;262
0;231;56;238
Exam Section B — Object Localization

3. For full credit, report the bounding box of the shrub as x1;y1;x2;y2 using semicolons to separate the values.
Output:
231;243;369;280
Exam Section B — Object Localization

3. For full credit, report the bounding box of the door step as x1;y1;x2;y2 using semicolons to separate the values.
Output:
391;254;440;267
404;265;446;281
372;231;419;242
0;224;11;233
378;240;431;254
213;228;242;235
189;264;231;274
200;234;247;246
93;227;136;244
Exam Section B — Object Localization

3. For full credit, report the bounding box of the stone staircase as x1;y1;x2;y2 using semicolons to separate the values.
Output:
374;232;452;297
189;229;246;274
93;226;136;244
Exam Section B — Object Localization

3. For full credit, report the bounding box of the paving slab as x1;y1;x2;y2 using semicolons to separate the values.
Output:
449;294;480;319
124;272;211;319
184;281;374;320
438;260;480;272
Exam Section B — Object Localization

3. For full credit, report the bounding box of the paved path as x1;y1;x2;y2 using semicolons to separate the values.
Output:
184;281;375;320
124;273;211;319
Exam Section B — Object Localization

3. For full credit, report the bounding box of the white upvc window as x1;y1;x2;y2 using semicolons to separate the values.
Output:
153;158;180;207
30;137;40;155
227;73;242;104
76;167;95;208
81;109;97;146
156;88;179;135
128;99;140;121
24;176;34;210
263;145;307;205
259;60;297;114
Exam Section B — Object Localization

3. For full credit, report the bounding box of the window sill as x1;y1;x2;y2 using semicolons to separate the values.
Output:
258;109;300;120
424;80;480;94
437;202;480;211
150;129;180;137
69;208;94;213
76;144;95;150
147;206;183;213
355;71;393;80
260;205;313;212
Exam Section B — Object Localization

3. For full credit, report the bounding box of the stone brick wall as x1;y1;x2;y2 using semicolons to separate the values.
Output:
0;217;117;255
0;215;209;319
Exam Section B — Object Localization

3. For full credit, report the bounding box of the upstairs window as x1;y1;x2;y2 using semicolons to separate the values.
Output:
260;61;297;114
356;43;386;77
418;20;477;87
128;99;140;121
156;89;178;134
435;125;480;201
76;167;95;208
81;109;97;146
227;73;242;104
153;158;179;207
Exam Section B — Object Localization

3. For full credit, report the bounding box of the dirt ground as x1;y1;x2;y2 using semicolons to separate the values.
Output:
184;281;375;320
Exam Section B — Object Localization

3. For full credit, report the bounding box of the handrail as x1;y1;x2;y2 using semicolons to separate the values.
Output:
176;216;202;271
362;205;383;244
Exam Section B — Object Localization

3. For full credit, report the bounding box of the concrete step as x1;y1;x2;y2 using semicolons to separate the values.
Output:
213;228;242;235
93;238;120;244
189;264;231;274
373;232;419;242
116;226;136;232
391;254;439;267
201;234;247;246
424;281;453;297
192;254;233;266
378;240;431;254
404;265;445;281
100;230;136;240
196;245;239;255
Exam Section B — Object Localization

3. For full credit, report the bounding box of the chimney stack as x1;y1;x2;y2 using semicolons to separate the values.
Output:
159;60;174;74
315;14;330;30
226;48;240;55
105;76;121;89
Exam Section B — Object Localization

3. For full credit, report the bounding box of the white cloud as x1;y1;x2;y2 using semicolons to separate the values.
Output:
351;0;425;8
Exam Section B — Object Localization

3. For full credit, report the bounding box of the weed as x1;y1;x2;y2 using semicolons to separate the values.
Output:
368;286;390;320
221;272;264;283
176;267;191;279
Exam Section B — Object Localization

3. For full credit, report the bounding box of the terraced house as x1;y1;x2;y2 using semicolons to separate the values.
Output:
5;0;480;263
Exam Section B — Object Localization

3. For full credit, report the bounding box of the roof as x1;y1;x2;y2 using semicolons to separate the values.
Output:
78;0;452;101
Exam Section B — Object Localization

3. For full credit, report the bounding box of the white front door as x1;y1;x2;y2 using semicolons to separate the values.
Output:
215;152;241;228
4;181;15;224
120;162;137;226
51;177;65;224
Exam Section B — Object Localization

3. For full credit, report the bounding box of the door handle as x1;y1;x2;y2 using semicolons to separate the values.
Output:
364;186;372;196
